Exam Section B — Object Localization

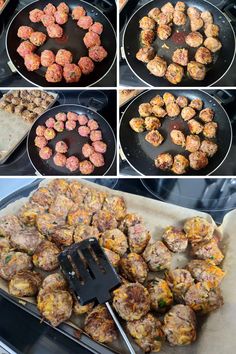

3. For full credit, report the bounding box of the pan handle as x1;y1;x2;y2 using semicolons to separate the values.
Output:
7;61;17;73
210;90;235;105
223;3;236;23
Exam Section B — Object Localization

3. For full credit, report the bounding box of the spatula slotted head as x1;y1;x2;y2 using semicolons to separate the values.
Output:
59;238;121;305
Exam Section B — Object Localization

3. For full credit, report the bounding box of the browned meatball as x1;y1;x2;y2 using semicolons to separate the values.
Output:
189;151;209;170
161;2;174;13
139;16;156;30
190;18;204;32
187;7;201;19
129;118;145;132
204;37;222;52
92;210;118;232
185;32;203;47
120;253;148;283
200;140;218;157
127;223;150;254
162;226;188;253
185;135;201;153
152;105;167;118
10;227;44;255
181;106;196;121
188;119;203;134
195;46;213;64
189;98;203;110
140;29;155;46
31;187;53;208
187;61;206;80
187;259;225;287
201;11;213;28
175;2;186;12
172;154;189;175
147;56;167;77
172;48;189;66
145;130;164;147
100;229;128;256
166;269;194;302
155;153;173;170
0;215;22;238
143;240;172;271
147;278;173;312
203;122;218;138
166;102;181;117
145;116;161;130
205;24;220;38
157;24;172;40
173;10;187;25
138;103;152;117
33;240;60;271
136;47;155;63
49;194;74;219
51;226;74;247
199;108;215;122
103;248;120;268
67;207;92;226
0;251;32;281
170;129;185;147
184;216;214;244
0;238;10;253
9;270;42;297
148;7;161;21
176;96;188;108
191;237;224;265
73;224;100;243
156;12;173;25
165;63;184;84
150;95;164;106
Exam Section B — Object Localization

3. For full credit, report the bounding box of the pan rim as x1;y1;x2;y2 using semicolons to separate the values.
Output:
27;103;117;176
6;0;117;88
119;89;233;176
122;0;236;87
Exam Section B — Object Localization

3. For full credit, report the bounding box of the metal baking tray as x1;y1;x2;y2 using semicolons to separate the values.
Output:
0;0;10;15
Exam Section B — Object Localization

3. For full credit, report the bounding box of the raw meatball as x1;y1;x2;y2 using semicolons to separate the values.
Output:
41;14;55;27
185;32;203;47
83;32;101;48
41;50;55;67
54;11;68;25
72;6;86;20
17;41;36;58
92;210;118;232
166;269;194;302
29;9;44;23
78;126;90;137
172;154;189;175
66;156;80;172
53;153;67;167
100;229;128;256
17;26;34;40
35;136;47;148
203;122;218;138
152;105;167;118
145;116;161;130
140;29;155;46
54;121;64;132
55;49;73;66
155;153;173;170
9;270;42;297
89;22;103;35
82;143;94;158
36;125;46;136
148;8;161;21
161;2;174;13
184;216;214;243
163;305;196;345
187;61;206;81
147;56;167;77
163;92;175;105
63;64;82;83
185;282;223;313
172;48;189;66
185;135;201;152
44;128;56;140
187;259;225;287
66;120;76;131
175;2;186;12
139;103;152;117
190;18;204;32
77;16;93;29
188;119;203;134
162;226;188;252
136;47;155;63
191;237;224;265
145;130;164;147
85;305;117;344
44;3;56;15
79;160;95;175
89;45;108;62
67;112;78;121
173;10;187;25
189;151;208;170
205;24;219;38
166;102;181;117
176;96;188;108
195;46;213;65
24;53;41;71
113;283;150;321
33;240;60;271
170;129;185;147
157;25;172;40
200;140;218;157
90;130;102;142
57;2;69;13
39;147;53;160
78;57;95;75
47;24;63;38
165;63;184;85
143;240;172;271
89;152;105;167
45;64;63;83
30;31;46;46
189;98;203;110
55;112;67;121
87;119;99;130
120;253;147;284
204;37;222;52
150;95;164;107
139;16;156;30
199;108;214;122
0;251;32;281
147;277;173;312
45;117;55;128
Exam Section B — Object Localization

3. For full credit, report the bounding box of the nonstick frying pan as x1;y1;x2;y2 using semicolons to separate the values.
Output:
119;90;232;176
6;0;116;87
27;104;116;176
122;0;236;87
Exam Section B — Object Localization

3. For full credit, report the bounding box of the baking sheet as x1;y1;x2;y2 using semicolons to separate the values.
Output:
0;178;235;354
0;0;10;15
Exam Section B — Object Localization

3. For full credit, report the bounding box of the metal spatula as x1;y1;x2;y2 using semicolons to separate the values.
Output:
58;238;136;354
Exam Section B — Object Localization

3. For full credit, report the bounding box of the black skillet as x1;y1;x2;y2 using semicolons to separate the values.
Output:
119;90;232;176
6;0;116;87
27;104;116;176
122;0;236;87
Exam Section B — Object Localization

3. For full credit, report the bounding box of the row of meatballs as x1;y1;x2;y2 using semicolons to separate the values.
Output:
0;179;225;352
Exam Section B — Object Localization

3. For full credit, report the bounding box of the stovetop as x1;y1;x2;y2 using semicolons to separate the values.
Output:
120;0;236;87
0;0;117;87
0;89;117;176
119;89;236;176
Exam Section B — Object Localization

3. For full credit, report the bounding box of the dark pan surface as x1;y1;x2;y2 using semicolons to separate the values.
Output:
120;90;232;176
123;0;236;87
27;104;116;176
7;0;116;87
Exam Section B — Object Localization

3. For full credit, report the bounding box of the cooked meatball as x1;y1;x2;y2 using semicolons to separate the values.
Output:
187;7;201;19
49;194;74;219
147;278;173;312
55;141;68;154
204;37;222;52
166;269;194;302
55;49;73;66
152;105;167;118
89;22;103;35
92;210;117;232
73;224;100;243
78;114;89;125
33;240;60;271
41;273;67;292
139;16;156;30
45;64;63;83
143;240;172;271
148;8;161;21
189;98;203;110
41;14;55;27
127;222;150;254
157;24;172;40
191;237;224;265
150;95;164;107
145;130;164;147
161;2;174;13
67;207;92;226
175;2;185;12
100;229;127;256
147;56;167;77
44;3;56;15
163;92;175;105
203;121;218;138
53;153;67;167
54;11;68;25
77;15;93;29
30;32;46;46
79;160;95;175
205;24;219;38
39;147;53;160
17;41;36;58
66;156;80;172
188;119;203;134
47;178;69;195
136;47;155;63
0;238;11;252
185;282;223;313
113;283;150;321
156;12;173;25
44;128;56;140
172;154;189;175
195;46;213;65
145;116;161;130
139;103;152;117
51;226;74;246
120;253;148;283
172;48;189;66
31;187;54;208
184;216;214;244
173;10;187;25
34;136;47;148
89;46;107;62
29;9;44;23
103;195;126;220
47;24;63;38
190;18;204;31
17;26;34;40
41;50;55;67
9;270;42;297
199;108;214;122
185;135;201;153
24;53;41;71
189;151;208;170
170;129;185;147
201;11;213;28
57;2;69;13
176;96;188;108
84;305;117;344
187;61;206;81
0;251;32;281
187;259;225;287
163;305;196;346
162;226;188;252
119;213;143;233
89;152;105;168
90;130;102;142
185;32;203;47
10;227;44;255
166;102;181;117
92;141;107;154
155;153;173;170
83;31;101;48
63;64;81;83
78;57;95;75
200;140;218;157
165;63;184;85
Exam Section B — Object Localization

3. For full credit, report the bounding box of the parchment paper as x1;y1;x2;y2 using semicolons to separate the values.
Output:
0;179;235;354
